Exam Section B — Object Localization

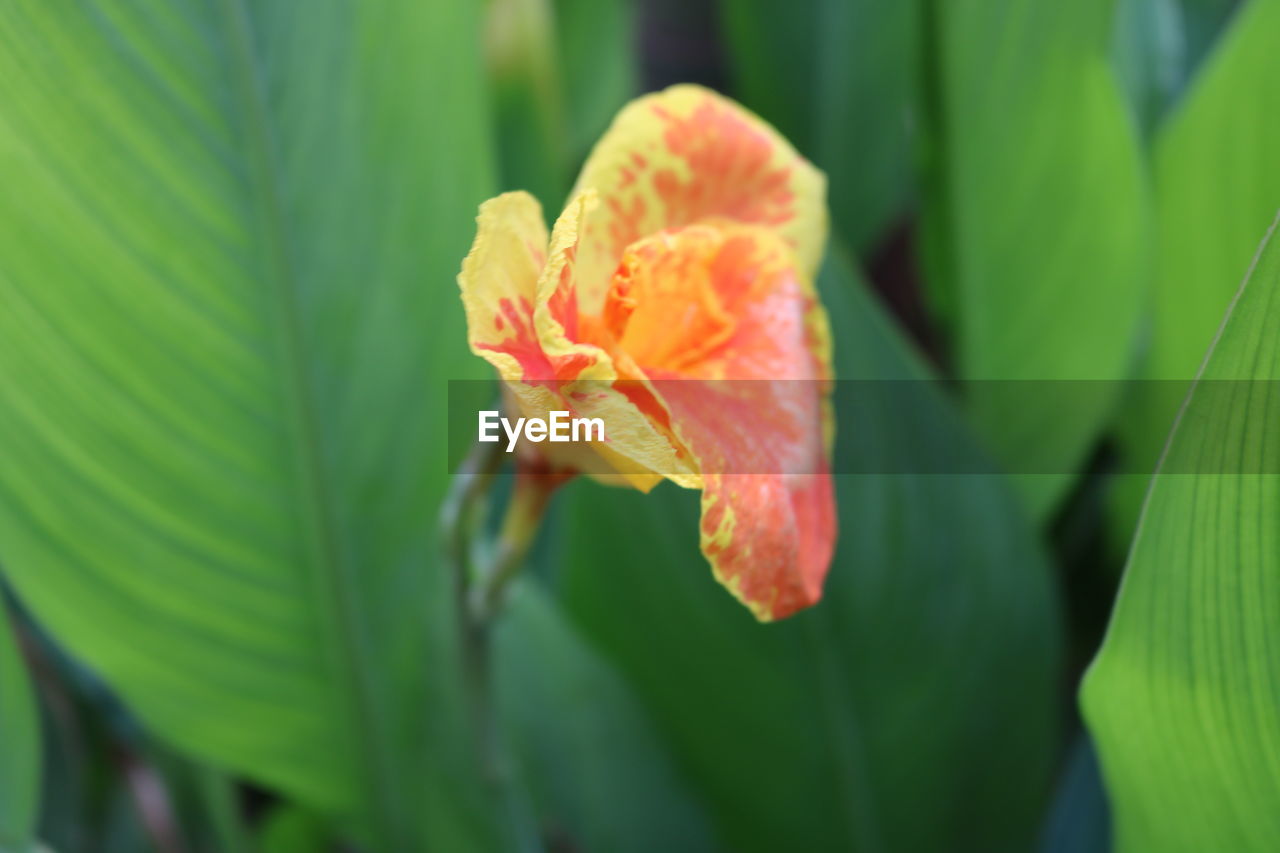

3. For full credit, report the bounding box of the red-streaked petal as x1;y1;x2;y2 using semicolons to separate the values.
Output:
571;84;827;313
532;195;699;487
655;378;836;621
605;223;832;384
703;470;836;621
531;192;611;382
456;191;552;380
458;192;698;488
607;223;835;619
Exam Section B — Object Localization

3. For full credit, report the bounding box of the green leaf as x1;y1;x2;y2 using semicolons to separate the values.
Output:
1178;0;1245;72
486;0;570;210
719;0;917;252
258;806;331;853
486;0;638;210
1083;212;1280;850
552;0;637;161
1111;0;1185;135
553;252;1063;851
1112;0;1280;546
0;2;494;848
1146;0;1280;383
0;600;40;853
922;0;1149;518
495;583;723;853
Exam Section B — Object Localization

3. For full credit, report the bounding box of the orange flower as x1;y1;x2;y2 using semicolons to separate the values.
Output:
457;85;835;620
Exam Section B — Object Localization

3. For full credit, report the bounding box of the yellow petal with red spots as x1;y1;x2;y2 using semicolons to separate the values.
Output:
457;192;696;489
456;191;549;380
570;84;828;314
600;223;835;620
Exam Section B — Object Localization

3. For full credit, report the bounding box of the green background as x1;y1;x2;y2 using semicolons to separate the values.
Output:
1;0;1278;850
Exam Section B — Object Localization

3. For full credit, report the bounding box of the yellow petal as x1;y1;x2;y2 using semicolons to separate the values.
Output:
532;194;700;488
457;191;697;489
570;84;828;314
456;190;550;381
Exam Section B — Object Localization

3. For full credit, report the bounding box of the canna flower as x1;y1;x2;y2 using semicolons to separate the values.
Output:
457;84;835;621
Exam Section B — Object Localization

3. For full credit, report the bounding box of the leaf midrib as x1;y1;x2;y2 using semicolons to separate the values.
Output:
214;0;404;844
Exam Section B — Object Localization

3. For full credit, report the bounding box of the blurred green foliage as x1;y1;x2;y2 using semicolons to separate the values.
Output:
720;1;918;253
921;0;1148;520
1112;0;1280;539
0;600;39;853
0;0;1278;851
557;253;1060;852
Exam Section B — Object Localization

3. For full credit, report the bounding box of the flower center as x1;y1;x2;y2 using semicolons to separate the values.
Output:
599;224;755;377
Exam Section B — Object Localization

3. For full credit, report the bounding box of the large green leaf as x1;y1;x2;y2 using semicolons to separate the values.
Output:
495;583;723;853
719;0;917;253
923;0;1148;518
1083;213;1280;850
0;601;40;853
0;1;494;848
553;252;1063;851
1113;0;1280;546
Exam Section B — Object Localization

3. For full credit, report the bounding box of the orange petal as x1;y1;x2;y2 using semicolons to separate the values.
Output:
605;223;832;384
570;84;827;314
654;374;837;620
700;469;836;621
604;223;836;619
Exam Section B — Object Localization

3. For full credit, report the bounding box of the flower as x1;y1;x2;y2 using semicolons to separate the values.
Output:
457;84;835;621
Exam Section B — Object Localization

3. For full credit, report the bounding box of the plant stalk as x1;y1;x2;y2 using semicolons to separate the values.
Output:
441;442;556;784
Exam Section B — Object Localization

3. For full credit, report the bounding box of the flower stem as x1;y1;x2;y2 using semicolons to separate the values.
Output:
441;439;503;780
471;469;556;623
441;442;556;787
